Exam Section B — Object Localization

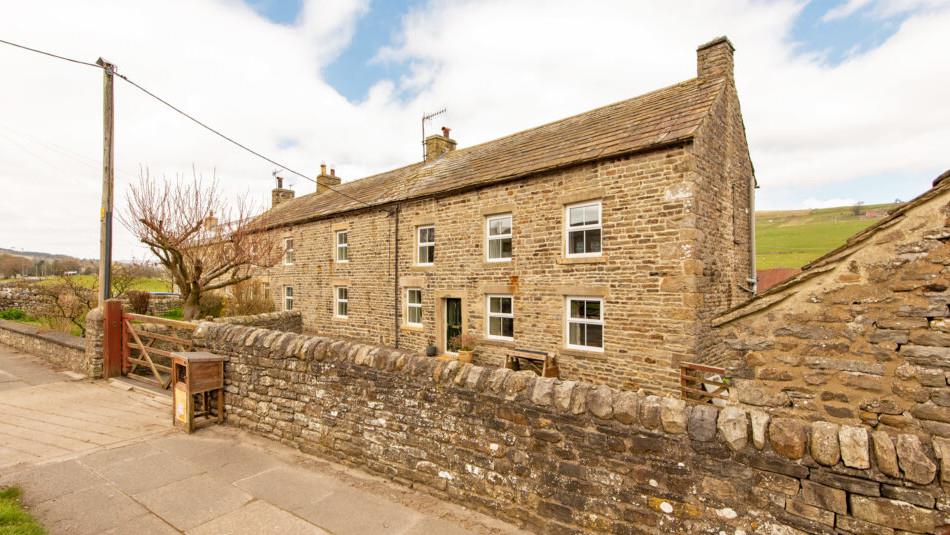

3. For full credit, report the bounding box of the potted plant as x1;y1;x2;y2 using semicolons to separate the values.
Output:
425;341;438;357
450;333;477;363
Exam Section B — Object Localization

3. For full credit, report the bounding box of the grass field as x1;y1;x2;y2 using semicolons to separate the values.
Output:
32;275;172;292
756;203;898;270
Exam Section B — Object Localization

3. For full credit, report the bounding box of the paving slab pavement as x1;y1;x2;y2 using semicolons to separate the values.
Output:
0;343;528;534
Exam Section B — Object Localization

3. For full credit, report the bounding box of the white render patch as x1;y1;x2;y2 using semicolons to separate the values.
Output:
659;501;674;514
665;183;693;201
649;479;659;487
438;470;455;480
489;443;500;453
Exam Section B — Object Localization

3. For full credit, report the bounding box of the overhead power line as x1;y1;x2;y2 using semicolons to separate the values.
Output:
0;38;101;68
0;37;374;208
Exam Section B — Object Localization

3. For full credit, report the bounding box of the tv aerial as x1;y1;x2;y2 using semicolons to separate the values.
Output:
421;108;446;160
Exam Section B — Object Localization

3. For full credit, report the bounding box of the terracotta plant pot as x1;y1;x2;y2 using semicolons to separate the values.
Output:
457;350;473;364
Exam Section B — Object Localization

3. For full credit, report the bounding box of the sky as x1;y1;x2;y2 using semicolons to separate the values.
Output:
0;0;948;260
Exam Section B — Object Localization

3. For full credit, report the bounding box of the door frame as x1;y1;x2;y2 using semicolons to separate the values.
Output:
434;291;467;355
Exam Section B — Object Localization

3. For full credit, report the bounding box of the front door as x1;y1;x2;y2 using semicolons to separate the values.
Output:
445;298;462;353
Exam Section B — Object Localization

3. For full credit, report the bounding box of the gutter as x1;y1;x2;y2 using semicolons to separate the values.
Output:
746;175;758;294
392;204;400;348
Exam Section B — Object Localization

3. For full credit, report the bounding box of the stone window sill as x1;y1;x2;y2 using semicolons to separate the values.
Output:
557;255;607;265
479;337;516;349
559;347;608;360
400;324;424;333
410;265;433;272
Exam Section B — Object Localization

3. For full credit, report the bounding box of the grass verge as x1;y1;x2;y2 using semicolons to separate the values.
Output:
0;487;45;535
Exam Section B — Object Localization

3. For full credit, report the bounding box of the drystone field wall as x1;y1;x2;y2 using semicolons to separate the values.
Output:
140;295;181;317
713;187;949;433
214;311;302;333
0;285;180;318
0;285;53;316
195;321;950;535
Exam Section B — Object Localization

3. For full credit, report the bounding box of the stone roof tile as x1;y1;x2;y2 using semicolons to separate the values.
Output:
262;77;727;229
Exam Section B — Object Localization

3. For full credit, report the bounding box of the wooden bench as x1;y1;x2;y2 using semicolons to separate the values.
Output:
505;348;559;378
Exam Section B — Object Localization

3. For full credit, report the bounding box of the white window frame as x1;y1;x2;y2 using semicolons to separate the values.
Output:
485;213;513;262
335;230;349;263
283;286;294;311
485;294;514;341
405;288;423;327
334;286;348;318
564;201;603;258
564;296;604;352
416;225;435;266
283;237;295;265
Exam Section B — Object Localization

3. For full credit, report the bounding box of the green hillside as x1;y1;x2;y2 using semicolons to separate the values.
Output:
756;203;899;270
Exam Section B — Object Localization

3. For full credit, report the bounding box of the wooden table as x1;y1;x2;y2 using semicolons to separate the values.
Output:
171;351;226;433
505;348;559;378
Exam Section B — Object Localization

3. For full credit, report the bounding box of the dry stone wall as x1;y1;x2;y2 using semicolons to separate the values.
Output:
713;183;949;436
0;318;96;377
214;311;302;333
0;285;53;316
195;321;950;534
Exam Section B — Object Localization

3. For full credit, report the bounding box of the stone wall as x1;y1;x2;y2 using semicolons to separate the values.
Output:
83;308;104;379
214;310;302;333
0;319;94;377
195;321;950;534
713;179;949;432
143;295;181;317
0;285;52;316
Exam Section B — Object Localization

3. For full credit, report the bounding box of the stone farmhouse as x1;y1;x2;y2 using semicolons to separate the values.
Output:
257;37;755;393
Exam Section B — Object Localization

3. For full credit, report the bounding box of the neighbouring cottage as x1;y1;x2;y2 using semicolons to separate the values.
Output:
714;170;950;429
257;37;755;393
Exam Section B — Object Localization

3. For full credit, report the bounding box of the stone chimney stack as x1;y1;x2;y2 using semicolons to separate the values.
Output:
271;175;294;208
316;163;341;194
697;36;735;80
203;212;218;231
424;126;457;161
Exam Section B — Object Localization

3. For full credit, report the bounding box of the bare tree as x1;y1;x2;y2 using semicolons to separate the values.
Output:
122;171;281;320
31;276;97;336
110;260;151;298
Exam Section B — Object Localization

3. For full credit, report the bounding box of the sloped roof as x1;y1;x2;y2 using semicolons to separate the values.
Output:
714;169;950;326
262;77;728;229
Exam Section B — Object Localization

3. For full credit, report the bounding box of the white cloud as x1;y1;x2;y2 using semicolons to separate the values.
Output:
0;0;948;260
822;0;873;22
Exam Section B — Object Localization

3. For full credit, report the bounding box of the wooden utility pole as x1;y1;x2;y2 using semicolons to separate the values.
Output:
96;58;115;304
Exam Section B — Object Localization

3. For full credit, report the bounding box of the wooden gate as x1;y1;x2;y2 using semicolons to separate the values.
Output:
679;362;730;403
101;300;196;389
115;309;197;389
